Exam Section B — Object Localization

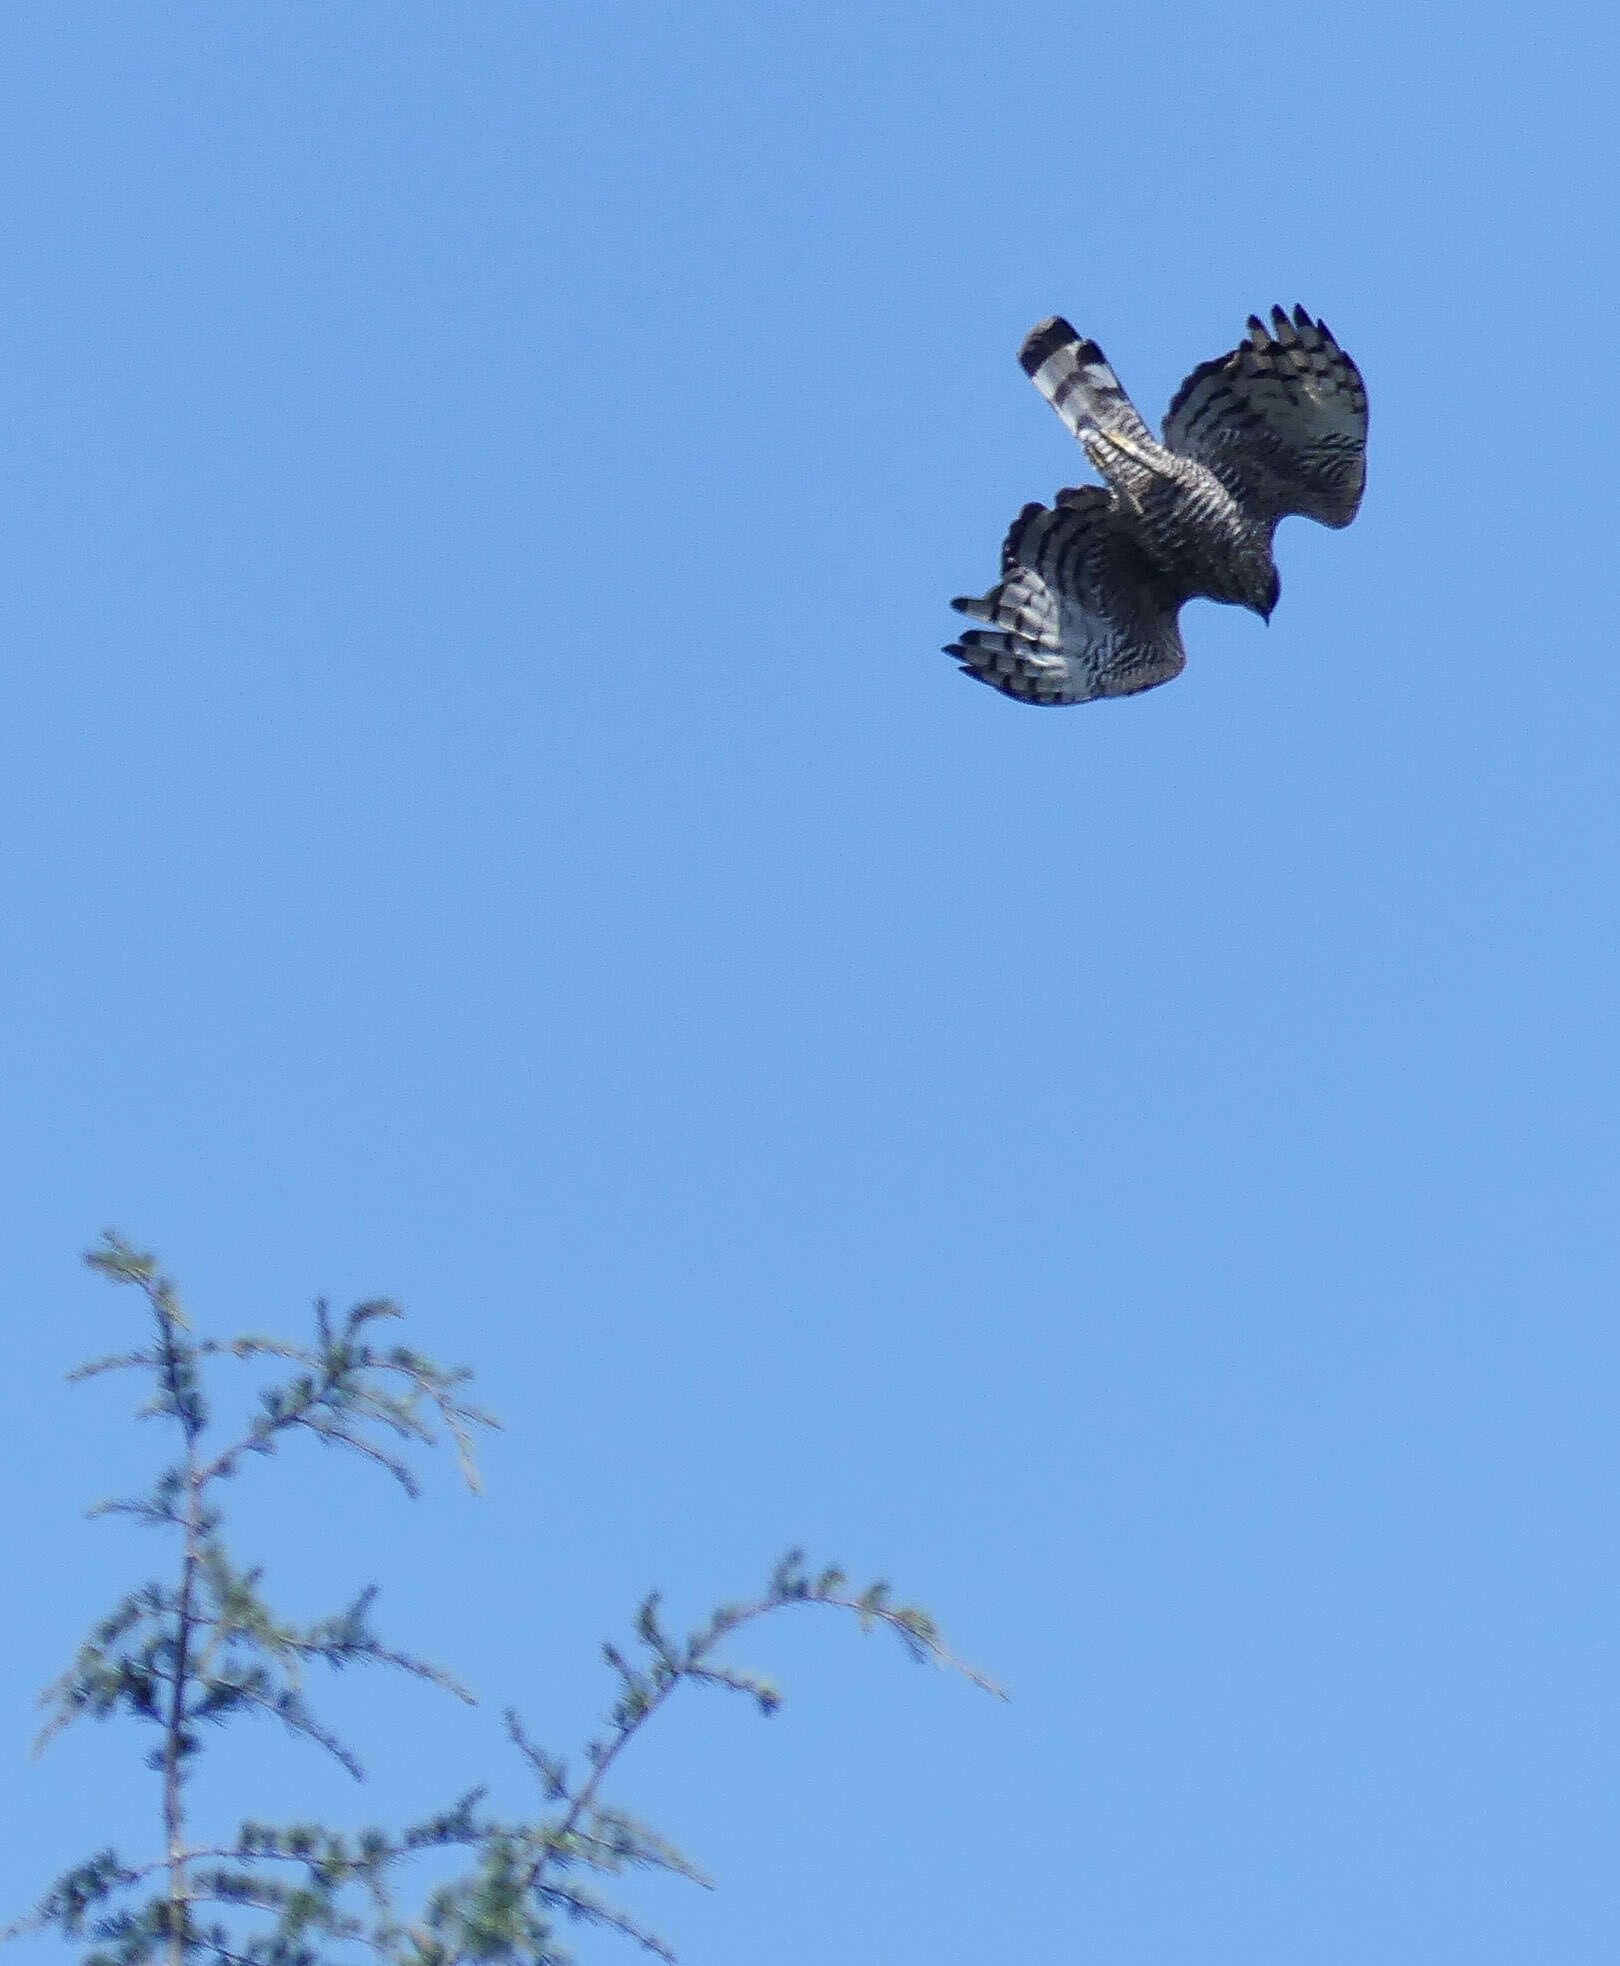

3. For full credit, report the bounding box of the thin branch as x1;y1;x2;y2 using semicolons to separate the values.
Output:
163;1443;203;1966
195;1331;496;1493
528;1877;679;1962
513;1561;1000;1922
192;1679;366;1782
68;1350;159;1383
725;1580;1004;1701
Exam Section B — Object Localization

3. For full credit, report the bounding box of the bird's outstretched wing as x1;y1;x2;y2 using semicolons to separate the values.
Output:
1162;306;1367;529
946;489;1187;707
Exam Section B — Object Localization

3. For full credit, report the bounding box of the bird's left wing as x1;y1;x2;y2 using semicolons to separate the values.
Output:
1162;306;1367;529
946;489;1187;707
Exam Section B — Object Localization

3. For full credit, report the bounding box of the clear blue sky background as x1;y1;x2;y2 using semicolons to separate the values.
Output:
2;5;1618;1962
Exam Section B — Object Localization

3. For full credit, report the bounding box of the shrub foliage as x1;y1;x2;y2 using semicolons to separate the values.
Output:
8;1238;995;1966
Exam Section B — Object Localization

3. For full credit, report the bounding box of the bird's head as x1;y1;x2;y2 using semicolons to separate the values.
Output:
1238;555;1281;624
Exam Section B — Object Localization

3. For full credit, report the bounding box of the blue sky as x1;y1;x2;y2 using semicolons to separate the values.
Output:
2;4;1619;1961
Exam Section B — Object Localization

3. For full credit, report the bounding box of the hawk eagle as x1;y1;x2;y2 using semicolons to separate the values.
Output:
946;307;1367;706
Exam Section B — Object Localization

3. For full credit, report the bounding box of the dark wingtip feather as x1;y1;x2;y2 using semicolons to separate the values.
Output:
999;499;1050;571
1055;483;1109;511
1003;499;1049;538
1000;500;1049;568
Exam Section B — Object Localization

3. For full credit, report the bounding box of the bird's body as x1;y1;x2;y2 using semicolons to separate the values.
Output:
1016;317;1281;618
946;307;1367;707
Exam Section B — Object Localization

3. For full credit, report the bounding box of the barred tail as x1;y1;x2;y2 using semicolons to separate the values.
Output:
1018;316;1155;451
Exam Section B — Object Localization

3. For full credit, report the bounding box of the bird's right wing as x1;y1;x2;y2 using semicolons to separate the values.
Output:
1162;306;1367;528
946;489;1187;707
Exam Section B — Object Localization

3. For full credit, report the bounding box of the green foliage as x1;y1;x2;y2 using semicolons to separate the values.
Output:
7;1238;996;1966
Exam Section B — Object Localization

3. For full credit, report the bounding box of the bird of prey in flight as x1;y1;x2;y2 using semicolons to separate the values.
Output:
946;308;1367;705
